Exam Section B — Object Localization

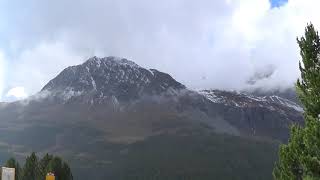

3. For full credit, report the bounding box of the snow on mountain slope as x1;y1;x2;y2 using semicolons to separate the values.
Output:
199;89;303;112
41;56;185;103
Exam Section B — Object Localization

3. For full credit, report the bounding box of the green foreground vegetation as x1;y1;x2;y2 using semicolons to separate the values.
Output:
274;23;320;179
0;132;278;180
0;152;72;180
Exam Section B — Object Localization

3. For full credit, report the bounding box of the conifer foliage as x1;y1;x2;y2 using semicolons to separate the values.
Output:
274;23;320;180
1;152;72;180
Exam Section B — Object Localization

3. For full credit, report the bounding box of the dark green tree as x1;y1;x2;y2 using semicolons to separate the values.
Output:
47;157;73;180
4;157;22;180
22;152;40;180
2;153;72;180
61;162;73;180
38;153;53;180
274;23;320;179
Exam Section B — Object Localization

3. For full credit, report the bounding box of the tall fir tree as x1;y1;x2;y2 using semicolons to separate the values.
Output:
4;157;22;180
274;23;320;180
38;153;53;179
47;157;73;180
22;152;40;180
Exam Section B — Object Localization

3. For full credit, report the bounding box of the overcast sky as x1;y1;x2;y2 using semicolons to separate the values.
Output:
0;0;319;101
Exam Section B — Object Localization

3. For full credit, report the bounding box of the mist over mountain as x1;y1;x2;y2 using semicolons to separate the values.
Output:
41;56;185;103
2;0;313;100
247;64;276;85
4;0;320;179
0;56;303;179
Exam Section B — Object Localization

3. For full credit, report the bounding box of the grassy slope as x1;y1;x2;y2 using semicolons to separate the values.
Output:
0;102;280;180
109;134;279;180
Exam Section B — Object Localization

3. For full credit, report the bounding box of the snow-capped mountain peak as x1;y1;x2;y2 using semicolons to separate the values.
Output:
86;56;140;69
41;56;185;103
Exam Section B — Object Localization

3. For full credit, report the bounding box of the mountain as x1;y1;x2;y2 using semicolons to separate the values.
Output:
0;56;304;179
245;87;300;104
199;89;303;141
41;56;185;103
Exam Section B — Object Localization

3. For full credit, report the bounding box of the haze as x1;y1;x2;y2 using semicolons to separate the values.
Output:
0;0;317;101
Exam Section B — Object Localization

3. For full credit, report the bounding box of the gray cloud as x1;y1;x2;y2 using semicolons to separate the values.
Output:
0;0;316;100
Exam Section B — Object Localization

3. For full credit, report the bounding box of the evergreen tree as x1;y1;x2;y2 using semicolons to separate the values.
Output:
38;153;53;180
22;152;40;180
2;153;73;180
48;157;63;180
61;162;73;180
274;23;320;179
47;157;73;180
4;157;22;180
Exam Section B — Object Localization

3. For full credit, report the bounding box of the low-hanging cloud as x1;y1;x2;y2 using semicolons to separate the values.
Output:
0;0;319;101
0;52;5;99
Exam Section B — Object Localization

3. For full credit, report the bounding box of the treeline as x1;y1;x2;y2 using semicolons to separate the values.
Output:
0;152;72;180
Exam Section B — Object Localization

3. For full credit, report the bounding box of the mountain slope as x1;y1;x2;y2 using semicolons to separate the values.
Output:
0;56;304;179
41;56;185;103
198;89;303;141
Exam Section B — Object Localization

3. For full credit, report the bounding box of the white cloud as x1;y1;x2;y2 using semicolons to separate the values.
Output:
1;0;320;101
6;87;28;99
7;41;83;96
0;51;4;99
